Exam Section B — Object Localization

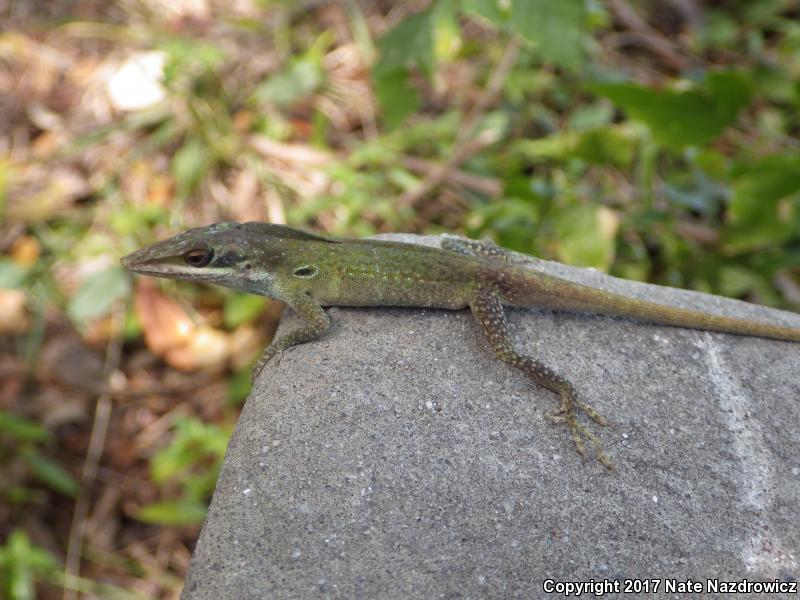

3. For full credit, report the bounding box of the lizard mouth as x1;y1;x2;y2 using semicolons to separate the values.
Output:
120;248;163;274
120;251;140;269
120;249;221;282
120;249;144;268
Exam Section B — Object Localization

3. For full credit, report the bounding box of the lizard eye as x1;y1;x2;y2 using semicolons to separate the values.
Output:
184;248;214;267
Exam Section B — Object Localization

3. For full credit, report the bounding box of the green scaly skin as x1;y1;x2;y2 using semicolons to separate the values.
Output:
121;222;800;469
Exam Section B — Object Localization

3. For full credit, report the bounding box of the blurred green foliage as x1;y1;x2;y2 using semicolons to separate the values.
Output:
590;71;753;149
6;0;799;524
512;0;587;71
67;266;130;324
3;0;800;594
3;3;798;441
136;417;231;526
0;411;80;502
0;530;57;600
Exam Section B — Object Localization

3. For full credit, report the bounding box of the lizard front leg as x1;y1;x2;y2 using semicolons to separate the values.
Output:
470;287;613;469
252;293;330;382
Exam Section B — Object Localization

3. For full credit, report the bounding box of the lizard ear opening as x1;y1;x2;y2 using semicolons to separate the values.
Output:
184;248;214;267
293;265;318;278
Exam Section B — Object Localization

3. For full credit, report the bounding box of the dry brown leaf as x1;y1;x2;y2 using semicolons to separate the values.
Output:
148;175;173;206
0;289;30;334
165;325;229;371
233;109;253;132
122;161;156;207
9;235;41;265
228;169;261;222
84;313;126;346
134;279;195;357
228;324;264;370
6;166;91;222
134;279;231;371
30;130;66;156
0;355;26;408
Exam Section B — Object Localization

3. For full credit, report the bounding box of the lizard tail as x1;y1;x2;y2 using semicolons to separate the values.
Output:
500;267;800;343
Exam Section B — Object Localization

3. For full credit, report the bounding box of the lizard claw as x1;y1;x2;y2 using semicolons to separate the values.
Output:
553;390;614;469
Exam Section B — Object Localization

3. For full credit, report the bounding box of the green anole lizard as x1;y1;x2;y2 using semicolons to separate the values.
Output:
121;222;800;468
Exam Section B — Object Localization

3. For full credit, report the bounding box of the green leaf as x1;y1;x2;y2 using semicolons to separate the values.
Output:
21;448;80;497
0;259;27;289
0;411;51;443
374;10;434;77
568;101;613;130
67;266;130;323
460;0;507;26
374;69;420;129
0;159;8;218
0;530;57;600
433;0;462;61
227;369;252;406
372;9;431;128
136;500;208;525
253;58;323;107
717;266;766;298
724;153;800;251
150;418;228;486
574;128;635;167
590;71;753;149
109;204;169;237
515;125;635;167
468;197;542;255
664;170;726;215
553;204;618;270
223;293;267;328
172;138;211;199
730;153;800;223
512;0;586;72
161;38;227;84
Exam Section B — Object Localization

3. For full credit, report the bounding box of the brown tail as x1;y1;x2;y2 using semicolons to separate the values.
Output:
504;268;800;343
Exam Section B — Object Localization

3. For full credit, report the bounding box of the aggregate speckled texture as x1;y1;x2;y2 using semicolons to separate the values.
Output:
182;234;800;599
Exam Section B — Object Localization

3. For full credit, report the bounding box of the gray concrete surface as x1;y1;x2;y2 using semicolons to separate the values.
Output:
182;235;800;599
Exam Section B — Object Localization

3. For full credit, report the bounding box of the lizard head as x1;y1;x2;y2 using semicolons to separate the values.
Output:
121;221;337;298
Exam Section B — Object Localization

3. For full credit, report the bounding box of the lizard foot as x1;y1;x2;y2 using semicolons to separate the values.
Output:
470;288;613;469
548;391;613;470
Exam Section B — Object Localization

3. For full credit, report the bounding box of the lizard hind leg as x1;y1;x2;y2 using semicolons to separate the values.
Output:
469;288;613;469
